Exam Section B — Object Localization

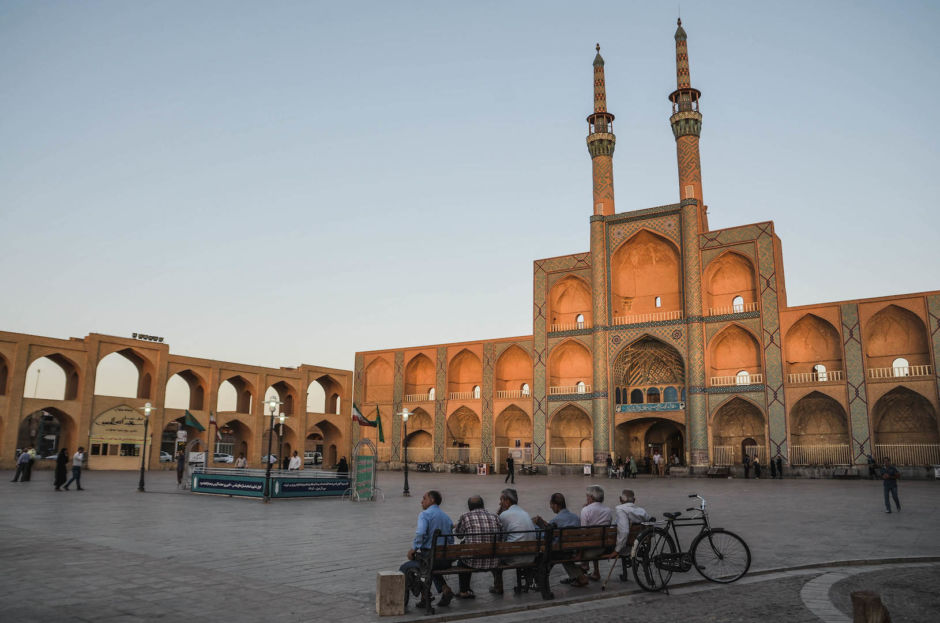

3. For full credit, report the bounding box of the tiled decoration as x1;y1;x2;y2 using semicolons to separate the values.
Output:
392;351;403;461
841;303;872;461
353;353;364;446
482;342;495;463
929;295;940;406
434;346;447;462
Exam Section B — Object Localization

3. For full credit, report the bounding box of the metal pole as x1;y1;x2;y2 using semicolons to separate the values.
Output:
263;411;275;503
278;423;284;471
402;418;410;497
137;416;149;492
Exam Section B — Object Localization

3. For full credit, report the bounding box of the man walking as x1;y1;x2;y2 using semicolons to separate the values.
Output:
63;447;85;490
505;454;515;484
881;457;901;513
453;495;501;598
11;450;30;482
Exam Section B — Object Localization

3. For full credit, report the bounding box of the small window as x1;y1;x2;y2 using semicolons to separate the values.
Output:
521;383;530;396
664;386;679;402
732;296;745;313
736;370;751;385
428;387;435;400
646;387;661;403
812;364;828;382
472;385;481;399
615;388;622;405
576;313;585;327
892;358;910;377
576;381;586;394
655;296;662;308
630;389;644;404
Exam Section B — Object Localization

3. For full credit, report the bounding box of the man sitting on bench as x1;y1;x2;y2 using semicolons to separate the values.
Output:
532;492;590;588
453;495;501;599
610;488;652;581
493;488;538;594
400;490;456;608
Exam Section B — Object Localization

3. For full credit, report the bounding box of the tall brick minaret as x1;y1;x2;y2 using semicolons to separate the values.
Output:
587;44;613;465
670;18;708;232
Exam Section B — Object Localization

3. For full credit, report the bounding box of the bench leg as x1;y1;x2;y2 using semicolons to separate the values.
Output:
538;562;554;600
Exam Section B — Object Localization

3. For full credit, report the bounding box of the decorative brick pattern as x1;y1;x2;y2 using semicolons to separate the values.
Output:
755;230;787;459
841;303;871;462
435;346;447;462
929;295;940;408
548;391;608;402
700;223;765;250
606;214;681;261
353;353;364;446
392;351;403;461
705;318;763;343
703;311;761;325
482;342;495;463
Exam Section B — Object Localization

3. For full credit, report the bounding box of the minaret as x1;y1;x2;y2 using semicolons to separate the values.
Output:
587;44;615;216
587;45;613;467
669;19;707;231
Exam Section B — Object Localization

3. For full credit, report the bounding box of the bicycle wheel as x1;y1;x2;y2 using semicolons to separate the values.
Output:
691;528;751;583
631;527;677;591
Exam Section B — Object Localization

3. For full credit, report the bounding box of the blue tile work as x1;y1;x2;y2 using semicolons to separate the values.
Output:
929;295;940;409
435;346;447;462
353;353;364;446
548;391;608;402
754;225;786;459
682;202;707;465
592;219;610;462
392;351;403;462
617;402;683;412
546;328;593;338
704;311;761;324
841;303;871;463
482;342;495;463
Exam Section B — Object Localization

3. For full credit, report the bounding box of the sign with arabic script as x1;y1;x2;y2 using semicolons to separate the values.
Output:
90;406;147;443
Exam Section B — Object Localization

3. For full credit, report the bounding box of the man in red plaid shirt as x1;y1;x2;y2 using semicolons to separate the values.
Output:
453;495;501;598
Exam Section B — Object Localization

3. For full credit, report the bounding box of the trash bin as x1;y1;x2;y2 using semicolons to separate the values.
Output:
583;464;592;476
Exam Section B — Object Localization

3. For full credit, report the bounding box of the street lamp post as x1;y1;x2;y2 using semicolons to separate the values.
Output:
264;396;283;503
401;408;410;497
277;412;285;470
137;402;154;492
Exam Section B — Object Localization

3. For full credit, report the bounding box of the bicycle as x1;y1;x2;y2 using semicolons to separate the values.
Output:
631;493;751;592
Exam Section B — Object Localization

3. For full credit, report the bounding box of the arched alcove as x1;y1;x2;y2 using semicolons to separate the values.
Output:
165;369;206;411
610;230;681;318
402;407;434;461
708;325;762;385
364;358;393;403
547;340;592;393
711;398;766;464
447;350;482;397
864;305;930;372
789;391;851;464
265;380;299;416
548;404;593;463
495;405;532;448
445;406;480;462
612;336;685;405
404;354;435;397
0;353;9;396
494;346;533;396
310;419;343;467
872;387;939;447
703;252;757;314
17;407;76;456
94;348;154;399
23;354;81;401
307;375;344;414
785;314;843;382
548;276;592;330
217;375;254;413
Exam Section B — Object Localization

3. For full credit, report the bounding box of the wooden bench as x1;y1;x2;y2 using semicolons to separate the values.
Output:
410;524;642;614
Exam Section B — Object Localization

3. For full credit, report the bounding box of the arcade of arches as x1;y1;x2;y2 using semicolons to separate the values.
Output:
0;331;351;470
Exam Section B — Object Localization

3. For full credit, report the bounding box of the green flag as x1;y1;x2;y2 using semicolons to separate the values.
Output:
183;410;205;432
375;406;385;443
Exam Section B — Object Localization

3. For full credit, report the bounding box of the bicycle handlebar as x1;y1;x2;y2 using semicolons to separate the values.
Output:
688;493;697;498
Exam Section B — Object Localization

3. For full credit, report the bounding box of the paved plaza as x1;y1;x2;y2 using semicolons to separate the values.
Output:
1;468;938;622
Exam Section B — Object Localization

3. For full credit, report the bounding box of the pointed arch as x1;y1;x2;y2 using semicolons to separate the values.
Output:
447;349;482;396
364;358;393;403
708;324;762;384
217;375;255;413
789;391;850;445
547;339;592;392
165;369;207;411
703;251;757;314
309;419;344;467
610;229;681;318
404;354;435;397
864;305;930;370
784;314;843;380
548;403;593;463
24;353;82;401
94;348;155;399
17;407;78;456
265;380;300;416
0;352;9;396
495;345;533;394
872;386;939;446
548;275;593;330
711;397;766;465
495;405;532;448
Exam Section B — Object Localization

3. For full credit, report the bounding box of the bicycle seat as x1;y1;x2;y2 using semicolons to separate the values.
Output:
663;511;682;520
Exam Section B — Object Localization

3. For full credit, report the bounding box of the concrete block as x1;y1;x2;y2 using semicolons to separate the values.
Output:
376;571;405;616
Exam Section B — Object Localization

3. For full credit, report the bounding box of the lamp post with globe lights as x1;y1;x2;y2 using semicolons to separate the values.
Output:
137;402;155;492
400;408;411;497
264;395;283;502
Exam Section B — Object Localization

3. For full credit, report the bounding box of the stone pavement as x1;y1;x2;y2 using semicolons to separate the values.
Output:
1;469;938;622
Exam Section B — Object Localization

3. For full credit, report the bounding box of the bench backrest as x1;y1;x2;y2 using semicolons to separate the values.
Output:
431;529;546;562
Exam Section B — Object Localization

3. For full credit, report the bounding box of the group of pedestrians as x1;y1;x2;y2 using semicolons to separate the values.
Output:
399;484;652;608
741;454;784;479
605;455;639;478
11;446;85;490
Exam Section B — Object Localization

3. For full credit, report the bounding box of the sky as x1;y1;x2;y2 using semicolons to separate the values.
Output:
2;0;939;394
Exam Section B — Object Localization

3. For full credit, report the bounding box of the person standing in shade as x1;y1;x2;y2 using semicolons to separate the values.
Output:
54;448;69;490
753;456;762;479
628;456;638;478
336;456;349;473
176;450;186;487
505;454;515;484
288;451;301;470
867;454;877;480
63;447;85;490
881;457;901;513
775;456;783;479
234;453;247;468
11;450;30;482
770;457;777;479
742;453;751;479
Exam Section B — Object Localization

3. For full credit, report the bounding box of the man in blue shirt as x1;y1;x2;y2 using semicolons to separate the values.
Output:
400;490;455;608
533;493;589;587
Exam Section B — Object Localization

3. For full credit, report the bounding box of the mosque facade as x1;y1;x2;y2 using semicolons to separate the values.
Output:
354;22;940;473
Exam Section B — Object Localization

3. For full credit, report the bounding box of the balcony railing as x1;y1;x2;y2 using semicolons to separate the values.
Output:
711;373;763;387
403;393;433;403
550;321;591;332
612;310;682;325
873;444;940;466
868;365;934;379
402;447;434;463
448;391;479;400
549;447;593;464
789;444;852;466
711;445;767;466
706;301;760;316
786;370;844;384
445;447;481;464
548;384;591;395
495;390;530;399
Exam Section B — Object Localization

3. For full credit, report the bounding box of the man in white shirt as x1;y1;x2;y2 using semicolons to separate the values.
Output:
288;451;302;470
63;447;85;491
613;489;652;581
580;485;613;581
653;451;663;476
493;488;538;594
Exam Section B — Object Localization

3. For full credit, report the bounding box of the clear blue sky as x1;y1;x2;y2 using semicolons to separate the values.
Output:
2;0;938;380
